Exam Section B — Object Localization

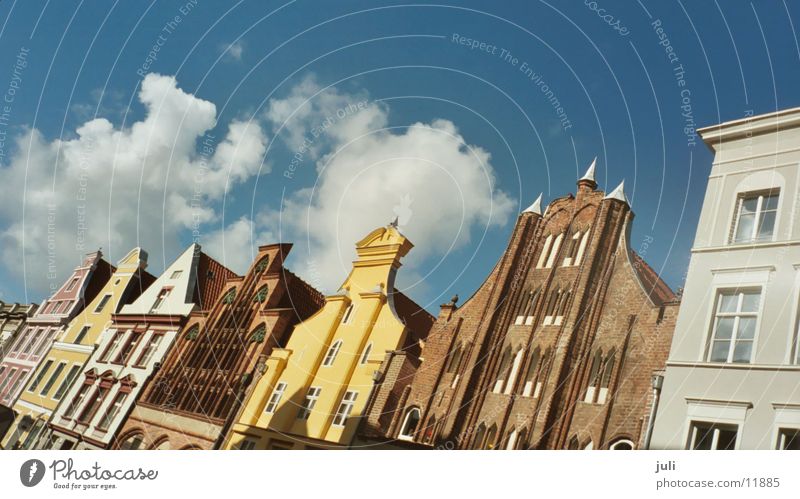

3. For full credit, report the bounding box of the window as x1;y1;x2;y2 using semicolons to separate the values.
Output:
74;325;91;344
254;285;269;303
322;340;342;367
332;391;358;427
21;328;43;355
94;294;112;313
237;439;258;450
610;439;634;450
264;382;287;413
777;428;800;450
135;333;163;366
544;233;563;268
120;433;144;450
170;270;183;279
504;349;524;395
341;303;355;324
708;289;760;363
6;370;29;400
250;325;266;343
254;256;269;273
114;333;142;364
297;387;321;420
222;289;236;304
543;289;568;325
40;362;66;396
689;422;737;450
562;231;582;266
492;348;512;393
536;235;553;268
731;190;779;243
77;386;109;423
21;420;45;450
360;343;372;365
0;368;18;396
583;350;615;404
99;331;124;362
515;289;539;325
185;325;200;341
150;287;172;313
64;384;90;419
97;392;127;431
484;424;498;449
65;277;79;291
521;348;541;397
399;407;421;440
53;365;81;400
28;360;53;392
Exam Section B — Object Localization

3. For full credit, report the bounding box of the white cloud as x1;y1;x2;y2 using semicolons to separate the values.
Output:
0;73;268;295
221;40;245;62
202;216;276;274
263;77;515;293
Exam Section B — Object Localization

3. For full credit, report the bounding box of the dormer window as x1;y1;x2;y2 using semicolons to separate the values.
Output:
150;288;172;313
731;189;779;243
341;303;355;325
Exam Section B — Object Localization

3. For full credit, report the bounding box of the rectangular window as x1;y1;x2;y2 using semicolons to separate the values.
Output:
21;328;43;355
64;384;90;419
6;369;29;400
332;390;358;427
237;439;257;450
98;331;124;362
777;428;800;450
731;190;779;243
135;333;163;366
170;270;183;279
65;277;79;292
150;288;172;313
114;333;142;365
53;365;81;401
0;367;17;395
297;387;321;420
74;325;91;345
32;329;54;358
708;289;760;363
264;382;287;413
97;392;127;431
94;294;112;313
77;385;109;424
40;362;66;396
688;422;737;450
28;360;54;392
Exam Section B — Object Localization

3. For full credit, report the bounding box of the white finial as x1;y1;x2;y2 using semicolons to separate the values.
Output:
522;193;543;215
579;157;597;183
604;180;628;203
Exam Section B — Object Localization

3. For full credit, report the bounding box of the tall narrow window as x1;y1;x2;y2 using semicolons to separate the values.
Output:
562;231;582;266
74;325;91;344
6;370;28;400
28;360;53;393
688;422;737;450
254;285;269;303
504;349;524;395
97;392;127;431
150;288;172;313
264;382;287;413
575;230;590;265
222;288;236;304
254;256;269;273
40;362;66;396
332;391;358;427
65;277;79;292
99;331;124;362
398;407;421;441
32;329;54;357
708;289;760;364
53;365;81;401
341;304;355;324
77;385;109;424
521;348;541;397
545;233;563;268
583;350;602;403
777;429;800;450
135;333;163;366
597;352;615;404
0;368;18;396
484;425;498;449
21;328;43;356
360;343;372;365
731;190;779;243
297;387;321;420
493;348;512;393
322;340;343;367
536;235;554;268
114;333;142;365
63;384;90;419
93;294;112;313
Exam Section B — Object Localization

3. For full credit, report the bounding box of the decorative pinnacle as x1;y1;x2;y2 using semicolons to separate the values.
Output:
579;157;597;183
522;193;543;215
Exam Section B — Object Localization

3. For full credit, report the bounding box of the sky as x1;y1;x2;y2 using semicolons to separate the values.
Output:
0;0;798;312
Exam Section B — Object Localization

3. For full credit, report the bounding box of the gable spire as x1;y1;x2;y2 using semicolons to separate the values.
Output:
522;193;543;215
604;179;628;204
577;157;598;189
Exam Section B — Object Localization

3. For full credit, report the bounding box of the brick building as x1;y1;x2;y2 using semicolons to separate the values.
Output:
117;244;324;450
364;163;679;450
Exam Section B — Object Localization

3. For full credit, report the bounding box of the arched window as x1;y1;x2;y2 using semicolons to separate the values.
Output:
584;350;603;403
515;289;539;325
447;342;464;388
505;428;518;450
254;256;269;274
536;235;553;268
119;432;144;450
575;229;590;265
484;424;498;449
253;285;269;303
360;343;372;365
568;435;580;450
610;438;634;450
583;440;594;450
554;290;571;325
493;347;513;393
222;288;236;304
545;233;564;268
562;231;582;266
398;407;421;441
504;349;524;395
598;351;616;404
185;325;199;341
516;428;528;450
250;324;266;343
341;303;355;324
472;423;487;450
521;347;541;397
322;340;342;367
543;289;561;325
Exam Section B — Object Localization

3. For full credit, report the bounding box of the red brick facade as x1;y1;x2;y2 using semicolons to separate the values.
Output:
365;178;679;450
118;244;324;449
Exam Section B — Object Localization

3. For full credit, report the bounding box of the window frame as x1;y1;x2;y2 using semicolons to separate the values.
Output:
97;391;128;431
730;189;780;244
98;330;125;363
39;361;66;396
332;390;358;427
264;382;287;414
134;332;163;367
296;387;322;420
706;288;762;364
53;364;81;401
28;359;54;393
322;339;343;367
93;294;113;314
688;421;738;450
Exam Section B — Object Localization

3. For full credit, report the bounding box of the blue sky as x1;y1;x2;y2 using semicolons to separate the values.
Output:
0;0;798;311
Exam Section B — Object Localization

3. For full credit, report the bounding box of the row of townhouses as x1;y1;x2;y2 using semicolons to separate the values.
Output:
0;108;798;450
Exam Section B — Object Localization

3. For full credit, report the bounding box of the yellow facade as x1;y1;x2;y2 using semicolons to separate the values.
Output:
4;248;149;449
225;224;416;449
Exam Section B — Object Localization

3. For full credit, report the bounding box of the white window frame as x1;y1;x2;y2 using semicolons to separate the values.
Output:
28;359;54;392
297;387;321;420
93;294;113;314
40;361;66;396
688;421;739;450
398;407;421;441
706;288;761;364
360;343;372;365
341;303;356;325
322;340;342;367
536;235;553;268
53;364;81;401
264;382;288;414
332;390;358;427
730;189;780;244
545;233;563;268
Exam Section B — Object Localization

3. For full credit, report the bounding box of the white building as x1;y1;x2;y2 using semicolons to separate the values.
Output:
650;108;800;450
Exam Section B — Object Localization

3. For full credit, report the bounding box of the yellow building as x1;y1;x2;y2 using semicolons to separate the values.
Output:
225;223;433;450
4;248;151;449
